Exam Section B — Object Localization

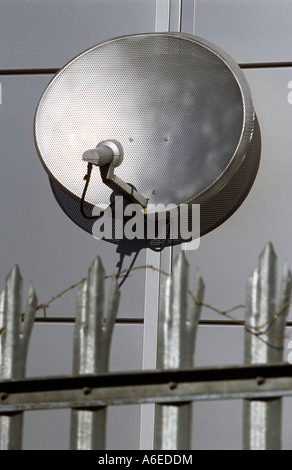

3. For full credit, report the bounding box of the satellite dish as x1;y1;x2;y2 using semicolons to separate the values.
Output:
34;32;261;246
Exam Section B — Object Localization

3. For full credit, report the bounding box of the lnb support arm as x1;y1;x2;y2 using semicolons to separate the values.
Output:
82;140;148;209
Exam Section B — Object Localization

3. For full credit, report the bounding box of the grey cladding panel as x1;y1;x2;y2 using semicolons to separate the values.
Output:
0;0;156;69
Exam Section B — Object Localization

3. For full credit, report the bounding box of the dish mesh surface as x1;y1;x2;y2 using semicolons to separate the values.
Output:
35;33;260;243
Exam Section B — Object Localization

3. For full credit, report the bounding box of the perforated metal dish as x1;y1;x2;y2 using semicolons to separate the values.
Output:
34;32;261;242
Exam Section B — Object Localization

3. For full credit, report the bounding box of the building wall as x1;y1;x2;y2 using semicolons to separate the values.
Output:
1;0;292;449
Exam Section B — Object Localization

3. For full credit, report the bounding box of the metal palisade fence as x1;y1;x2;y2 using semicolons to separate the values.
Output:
0;242;291;450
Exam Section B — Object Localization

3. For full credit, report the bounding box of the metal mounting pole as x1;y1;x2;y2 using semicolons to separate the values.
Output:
139;0;173;450
243;242;292;450
140;0;195;450
70;256;120;450
0;265;37;450
154;251;204;449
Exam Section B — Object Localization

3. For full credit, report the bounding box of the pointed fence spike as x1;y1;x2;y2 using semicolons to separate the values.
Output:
245;268;260;332
77;280;88;323
157;276;173;370
6;264;22;283
188;267;205;324
173;249;189;266
89;256;105;279
243;245;292;450
22;282;38;337
186;268;205;366
3;265;23;379
258;242;277;269
105;277;120;331
71;257;120;450
257;242;277;329
21;282;38;366
72;281;88;375
172;251;189;283
278;261;292;314
271;261;292;354
103;277;120;370
5;265;22;318
172;251;189;329
155;254;204;450
0;289;5;331
159;276;173;327
0;266;37;450
260;241;276;257
86;256;105;372
0;289;5;380
169;254;187;371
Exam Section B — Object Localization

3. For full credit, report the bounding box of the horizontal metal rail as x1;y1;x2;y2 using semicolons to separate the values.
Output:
28;316;292;327
32;316;144;324
1;61;292;77
0;68;59;75
0;363;292;413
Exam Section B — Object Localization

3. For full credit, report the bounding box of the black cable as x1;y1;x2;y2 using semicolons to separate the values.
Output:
80;163;102;220
80;164;175;249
